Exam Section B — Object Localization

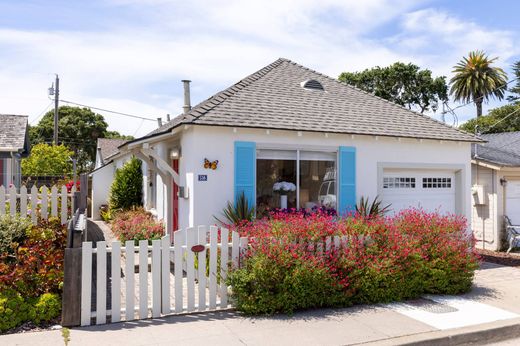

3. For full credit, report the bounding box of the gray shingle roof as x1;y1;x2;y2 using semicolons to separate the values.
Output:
0;114;29;152
142;58;479;143
473;132;520;167
97;138;127;161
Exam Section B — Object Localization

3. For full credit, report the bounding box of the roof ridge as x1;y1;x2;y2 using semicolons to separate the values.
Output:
186;58;287;123
278;58;477;141
155;58;288;131
0;114;29;118
483;130;520;136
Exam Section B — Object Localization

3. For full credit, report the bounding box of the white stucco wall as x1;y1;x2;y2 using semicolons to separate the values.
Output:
91;162;115;220
90;154;147;220
175;125;472;230
472;164;499;250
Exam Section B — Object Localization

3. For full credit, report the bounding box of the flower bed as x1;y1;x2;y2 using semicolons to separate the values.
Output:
111;208;164;243
227;209;479;315
0;216;66;332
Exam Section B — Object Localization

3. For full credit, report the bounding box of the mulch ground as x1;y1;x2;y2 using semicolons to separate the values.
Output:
1;317;61;336
477;248;520;267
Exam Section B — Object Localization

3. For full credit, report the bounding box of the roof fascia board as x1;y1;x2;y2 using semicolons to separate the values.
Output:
471;159;503;171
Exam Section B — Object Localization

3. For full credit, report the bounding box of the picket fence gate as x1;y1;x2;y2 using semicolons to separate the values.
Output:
80;225;249;326
0;184;76;225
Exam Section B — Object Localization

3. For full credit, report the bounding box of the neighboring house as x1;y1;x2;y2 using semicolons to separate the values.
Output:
0;114;31;188
91;58;480;236
471;131;520;251
91;138;128;219
94;138;128;169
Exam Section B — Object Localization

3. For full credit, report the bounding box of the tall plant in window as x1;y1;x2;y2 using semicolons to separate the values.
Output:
273;182;296;209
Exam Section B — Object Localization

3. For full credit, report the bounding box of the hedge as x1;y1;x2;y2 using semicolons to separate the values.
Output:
227;209;479;315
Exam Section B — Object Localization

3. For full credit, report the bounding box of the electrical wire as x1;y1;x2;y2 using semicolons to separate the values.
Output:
133;118;145;137
30;101;54;125
442;77;519;115
59;99;156;121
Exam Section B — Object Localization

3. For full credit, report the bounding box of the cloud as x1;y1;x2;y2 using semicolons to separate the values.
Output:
0;1;517;135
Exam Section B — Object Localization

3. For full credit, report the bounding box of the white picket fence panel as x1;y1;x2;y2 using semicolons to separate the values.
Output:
80;225;249;326
80;228;353;326
0;184;75;224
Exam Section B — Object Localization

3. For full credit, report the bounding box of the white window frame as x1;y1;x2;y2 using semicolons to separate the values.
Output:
256;147;337;210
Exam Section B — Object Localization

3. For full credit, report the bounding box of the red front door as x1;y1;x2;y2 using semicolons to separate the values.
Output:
172;159;179;234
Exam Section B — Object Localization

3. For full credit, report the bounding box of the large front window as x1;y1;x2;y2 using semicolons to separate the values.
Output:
256;149;336;216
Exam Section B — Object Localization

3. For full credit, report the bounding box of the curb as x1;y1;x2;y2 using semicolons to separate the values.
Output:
360;317;520;346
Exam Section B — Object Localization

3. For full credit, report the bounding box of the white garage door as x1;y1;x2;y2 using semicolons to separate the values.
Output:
381;170;456;215
506;180;520;224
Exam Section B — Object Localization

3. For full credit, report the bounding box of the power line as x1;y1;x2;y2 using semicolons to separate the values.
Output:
442;77;519;115
59;99;157;121
30;101;54;125
480;106;520;134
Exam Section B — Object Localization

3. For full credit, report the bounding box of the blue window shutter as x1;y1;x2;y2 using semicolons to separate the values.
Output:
338;146;356;215
234;141;256;207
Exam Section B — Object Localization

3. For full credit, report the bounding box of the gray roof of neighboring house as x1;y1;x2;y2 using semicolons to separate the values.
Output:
141;58;479;143
473;132;520;167
0;114;30;156
97;138;127;161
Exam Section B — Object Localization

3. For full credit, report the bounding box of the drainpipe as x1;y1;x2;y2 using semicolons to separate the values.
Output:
182;80;192;114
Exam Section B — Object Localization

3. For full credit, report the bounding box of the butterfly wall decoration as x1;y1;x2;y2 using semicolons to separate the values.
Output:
204;158;219;170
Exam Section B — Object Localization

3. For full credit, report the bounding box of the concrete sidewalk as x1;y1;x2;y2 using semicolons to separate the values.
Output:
2;262;520;346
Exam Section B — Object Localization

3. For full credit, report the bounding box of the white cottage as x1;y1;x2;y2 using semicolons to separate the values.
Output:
91;58;479;236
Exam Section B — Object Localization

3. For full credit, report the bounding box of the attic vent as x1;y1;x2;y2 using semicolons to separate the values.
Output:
301;79;324;91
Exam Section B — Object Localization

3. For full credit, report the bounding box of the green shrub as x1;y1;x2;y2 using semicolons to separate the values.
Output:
109;157;143;212
33;293;61;324
0;289;35;333
0;290;61;333
228;251;351;315
0;215;31;257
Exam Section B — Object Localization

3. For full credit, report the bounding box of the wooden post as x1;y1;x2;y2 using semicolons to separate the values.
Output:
62;210;87;327
61;247;82;327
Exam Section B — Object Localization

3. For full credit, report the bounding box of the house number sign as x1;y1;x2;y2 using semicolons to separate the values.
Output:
198;174;207;181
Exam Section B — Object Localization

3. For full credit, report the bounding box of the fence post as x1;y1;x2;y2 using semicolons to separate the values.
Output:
61;210;87;327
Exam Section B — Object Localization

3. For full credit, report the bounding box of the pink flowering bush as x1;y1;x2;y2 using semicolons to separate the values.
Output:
227;209;479;314
111;208;164;243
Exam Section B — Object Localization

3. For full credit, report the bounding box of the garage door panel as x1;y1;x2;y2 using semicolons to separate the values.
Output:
506;181;520;224
382;170;455;215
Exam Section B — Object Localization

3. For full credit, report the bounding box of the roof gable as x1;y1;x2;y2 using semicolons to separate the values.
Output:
0;114;30;155
97;138;127;161
146;58;478;142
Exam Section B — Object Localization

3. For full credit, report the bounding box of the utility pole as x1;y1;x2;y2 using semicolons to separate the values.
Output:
53;74;60;145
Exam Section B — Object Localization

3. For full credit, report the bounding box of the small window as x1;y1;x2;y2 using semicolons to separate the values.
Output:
422;177;452;188
383;177;416;189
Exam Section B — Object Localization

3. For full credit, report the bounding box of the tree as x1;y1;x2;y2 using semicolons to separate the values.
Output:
338;62;448;113
109;157;143;212
508;60;520;102
459;103;520;134
29;106;134;172
21;143;74;176
450;51;508;117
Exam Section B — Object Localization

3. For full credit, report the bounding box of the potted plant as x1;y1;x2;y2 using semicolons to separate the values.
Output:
273;181;296;209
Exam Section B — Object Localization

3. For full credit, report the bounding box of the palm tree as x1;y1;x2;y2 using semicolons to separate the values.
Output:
450;51;508;117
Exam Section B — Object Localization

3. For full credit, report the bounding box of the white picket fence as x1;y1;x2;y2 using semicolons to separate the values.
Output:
80;225;249;326
0;185;76;224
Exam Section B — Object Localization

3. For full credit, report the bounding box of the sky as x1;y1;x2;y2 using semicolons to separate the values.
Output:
0;0;519;138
